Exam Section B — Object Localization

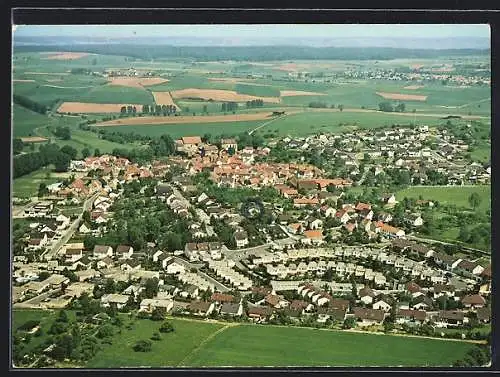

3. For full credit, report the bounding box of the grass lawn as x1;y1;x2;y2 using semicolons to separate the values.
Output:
77;85;155;104
86;318;224;368
13;165;61;198
185;324;476;367
395;185;491;212
234;83;281;97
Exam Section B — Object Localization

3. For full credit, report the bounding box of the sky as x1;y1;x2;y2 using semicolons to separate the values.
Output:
13;24;490;39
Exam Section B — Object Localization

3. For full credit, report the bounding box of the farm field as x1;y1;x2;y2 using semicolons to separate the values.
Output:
395;185;491;212
57;102;144;113
12;104;49;137
184;324;475;367
86;318;224;368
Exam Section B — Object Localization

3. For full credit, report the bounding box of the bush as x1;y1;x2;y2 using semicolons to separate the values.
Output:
137;311;150;319
17;320;40;332
159;321;174;333
133;340;152;352
151;332;162;341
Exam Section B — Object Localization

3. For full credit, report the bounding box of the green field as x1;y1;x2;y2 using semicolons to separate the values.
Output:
86;318;224;368
12;105;49;137
234;83;281;97
77;85;155;104
99;120;265;139
395;185;491;212
185;324;474;367
13;165;62;198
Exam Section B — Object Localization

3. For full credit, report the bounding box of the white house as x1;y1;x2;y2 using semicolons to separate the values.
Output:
372;299;392;312
234;230;249;248
101;294;129;309
93;245;113;259
165;259;186;274
139;298;174;313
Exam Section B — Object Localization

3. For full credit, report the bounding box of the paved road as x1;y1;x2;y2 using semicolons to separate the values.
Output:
248;113;291;135
173;256;230;292
12;198;39;218
222;243;274;261
42;192;100;261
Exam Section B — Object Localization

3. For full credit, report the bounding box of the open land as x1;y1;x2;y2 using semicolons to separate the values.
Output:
376;91;428;101
107;77;170;88
57;102;144;113
151;92;181;110
171;88;281;103
41;52;91;60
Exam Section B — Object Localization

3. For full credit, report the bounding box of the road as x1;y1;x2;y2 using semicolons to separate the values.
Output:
42;192;100;261
173;256;230;292
248;113;292;135
222;243;274;261
12;198;39;218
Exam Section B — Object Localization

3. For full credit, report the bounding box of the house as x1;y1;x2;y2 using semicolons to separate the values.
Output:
335;209;351;224
115;245;134;260
396;309;427;325
100;293;129;309
221;138;238;152
79;223;92;234
372;299;392;312
220;302;243;317
97;256;114;269
247;306;274;322
234;230;249;248
306;217;323;230
330;298;350;311
381;194;397;205
433;284;456;299
455;260;485;276
461;294;486;311
317;307;347;322
93;245;113;259
188;300;215;316
476;307;491;323
120;260;142;271
377;223;405;238
165;259;186;274
65;248;84;263
434;310;466;328
55;214;70;230
139;298;174;313
411;295;433;311
302;230;324;245
358;286;376;305
264;294;289;309
353;307;386;326
211;293;235;304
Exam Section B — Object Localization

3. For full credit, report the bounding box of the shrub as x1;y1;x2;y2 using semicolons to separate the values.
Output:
159;321;174;333
151;332;162;341
133;340;152;352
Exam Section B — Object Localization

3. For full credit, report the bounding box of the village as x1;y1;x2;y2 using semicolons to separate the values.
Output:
11;121;491;345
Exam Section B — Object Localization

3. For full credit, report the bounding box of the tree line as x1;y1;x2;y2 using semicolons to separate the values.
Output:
13;94;48;115
378;101;406;113
246;99;264;108
221;102;238;112
141;104;177;116
13;143;75;178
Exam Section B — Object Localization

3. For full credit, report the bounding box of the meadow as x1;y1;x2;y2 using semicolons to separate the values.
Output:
12;165;63;198
86;318;224;368
395;185;491;212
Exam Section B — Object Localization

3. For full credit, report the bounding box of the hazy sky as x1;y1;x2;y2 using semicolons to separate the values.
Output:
14;24;490;39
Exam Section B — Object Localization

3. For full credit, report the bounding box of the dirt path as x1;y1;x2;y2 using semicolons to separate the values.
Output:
177;323;239;366
43;85;95;89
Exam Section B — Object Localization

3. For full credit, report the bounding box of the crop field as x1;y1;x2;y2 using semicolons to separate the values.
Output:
75;85;155;105
395;185;491;212
376;91;428;101
57;102;144;113
41;52;91;60
234;83;281;97
107;77;169;88
94;112;282;127
171;88;281;103
151;92;181;110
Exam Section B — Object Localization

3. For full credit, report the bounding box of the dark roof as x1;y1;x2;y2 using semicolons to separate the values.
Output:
353;307;385;321
248;306;273;317
461;294;486;306
234;231;248;241
397;309;426;321
433;284;455;293
188;300;212;312
438;310;464;321
406;281;422;293
457;259;477;272
359;286;376;298
116;245;132;254
209;242;222;251
290;300;308;311
93;245;111;253
317;307;346;321
220;302;241;314
476;307;491;322
329;298;350;311
412;295;433;307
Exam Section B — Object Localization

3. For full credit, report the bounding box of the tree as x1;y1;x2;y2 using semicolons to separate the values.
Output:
395;102;406;112
13;138;24;154
56;309;69;323
151;307;166;321
159;321;174;333
151;332;162;341
61;145;78;160
120;106;127;114
338;104;344;112
96;324;114;339
379;102;394;112
38;183;48;197
468;192;482;210
142;104;150;114
203;104;208;113
94;148;101;157
342;317;356;329
81;147;91;159
133;340;152;352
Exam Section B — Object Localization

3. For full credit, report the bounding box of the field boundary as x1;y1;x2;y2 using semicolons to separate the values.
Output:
177;323;239;367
